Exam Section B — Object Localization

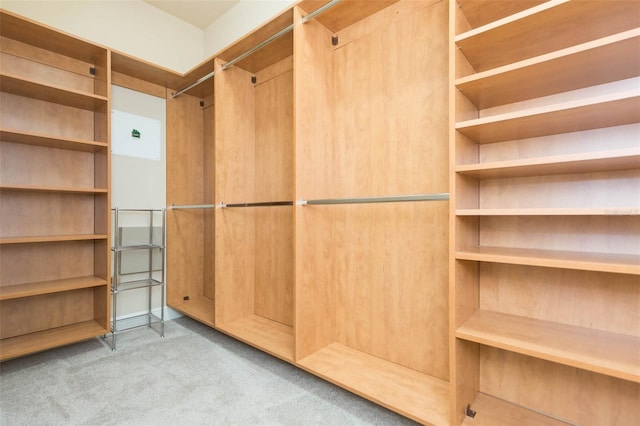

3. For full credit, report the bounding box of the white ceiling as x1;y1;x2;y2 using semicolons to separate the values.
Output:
143;0;240;29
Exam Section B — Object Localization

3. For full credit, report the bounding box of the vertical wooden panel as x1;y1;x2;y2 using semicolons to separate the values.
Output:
255;68;293;201
480;347;640;426
294;5;337;360
335;202;449;378
202;99;215;301
166;92;205;306
214;58;255;203
331;0;449;198
214;58;256;325
0;289;94;339
214;208;256;324
0;241;94;286
254;206;294;326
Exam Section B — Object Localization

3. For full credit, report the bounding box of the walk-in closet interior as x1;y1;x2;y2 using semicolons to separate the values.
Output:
0;0;638;424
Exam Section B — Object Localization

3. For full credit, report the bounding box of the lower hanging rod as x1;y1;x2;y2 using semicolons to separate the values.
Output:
170;204;215;210
298;193;450;206
219;201;294;208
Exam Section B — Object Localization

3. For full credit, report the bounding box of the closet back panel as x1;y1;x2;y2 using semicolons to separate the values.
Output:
295;0;449;378
203;98;215;301
480;347;639;425
0;94;95;141
0;289;95;339
166;92;209;315
215;56;294;327
0;241;95;286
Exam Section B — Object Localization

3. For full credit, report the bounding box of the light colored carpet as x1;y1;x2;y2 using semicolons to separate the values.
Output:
0;317;418;425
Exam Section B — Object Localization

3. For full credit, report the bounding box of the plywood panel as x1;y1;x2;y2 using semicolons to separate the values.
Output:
293;5;337;360
0;142;94;188
0;93;95;140
480;264;640;337
0;192;95;237
480;347;640;426
478;170;640;210
202;101;215;301
214;58;255;204
0;289;94;339
330;0;448;199
0;241;95;286
254;66;293;202
480;216;640;256
294;206;339;359
254;206;293;326
166;92;205;307
0;51;93;93
214;208;255;324
334;202;449;379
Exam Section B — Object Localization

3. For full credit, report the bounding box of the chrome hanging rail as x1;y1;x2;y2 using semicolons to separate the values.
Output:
171;71;215;99
170;203;216;210
301;0;341;23
218;201;294;208
171;0;342;98
298;193;450;206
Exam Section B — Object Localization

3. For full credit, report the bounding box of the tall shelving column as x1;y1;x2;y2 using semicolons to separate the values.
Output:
294;1;450;424
0;10;111;360
450;1;640;424
213;8;295;363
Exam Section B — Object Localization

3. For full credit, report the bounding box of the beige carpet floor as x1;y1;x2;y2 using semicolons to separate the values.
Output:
0;316;417;425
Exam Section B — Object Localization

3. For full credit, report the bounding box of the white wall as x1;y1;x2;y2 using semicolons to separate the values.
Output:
0;0;203;73
111;85;180;323
203;0;296;58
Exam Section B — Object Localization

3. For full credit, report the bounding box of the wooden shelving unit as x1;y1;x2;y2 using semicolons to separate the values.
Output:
451;0;640;424
212;8;295;363
294;1;450;424
0;9;110;360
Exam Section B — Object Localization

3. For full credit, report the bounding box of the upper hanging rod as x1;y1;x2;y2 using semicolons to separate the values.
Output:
220;24;294;72
172;71;215;99
171;0;342;98
170;203;216;210
298;193;450;206
301;0;341;23
219;201;294;208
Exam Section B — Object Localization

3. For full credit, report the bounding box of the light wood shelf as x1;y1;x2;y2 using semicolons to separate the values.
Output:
297;343;450;425
455;246;640;275
0;276;107;300
455;1;546;31
217;314;294;363
169;295;215;328
455;148;640;179
0;10;106;63
0;184;108;194
0;128;107;152
456;29;640;109
455;1;640;72
0;234;108;245
456;310;640;383
461;393;571;426
0;320;107;361
455;90;640;144
0;72;108;110
456;208;640;217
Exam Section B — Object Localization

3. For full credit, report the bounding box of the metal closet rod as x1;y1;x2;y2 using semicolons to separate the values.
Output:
170;201;294;209
170;203;216;210
171;0;342;99
219;201;294;208
298;193;450;205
